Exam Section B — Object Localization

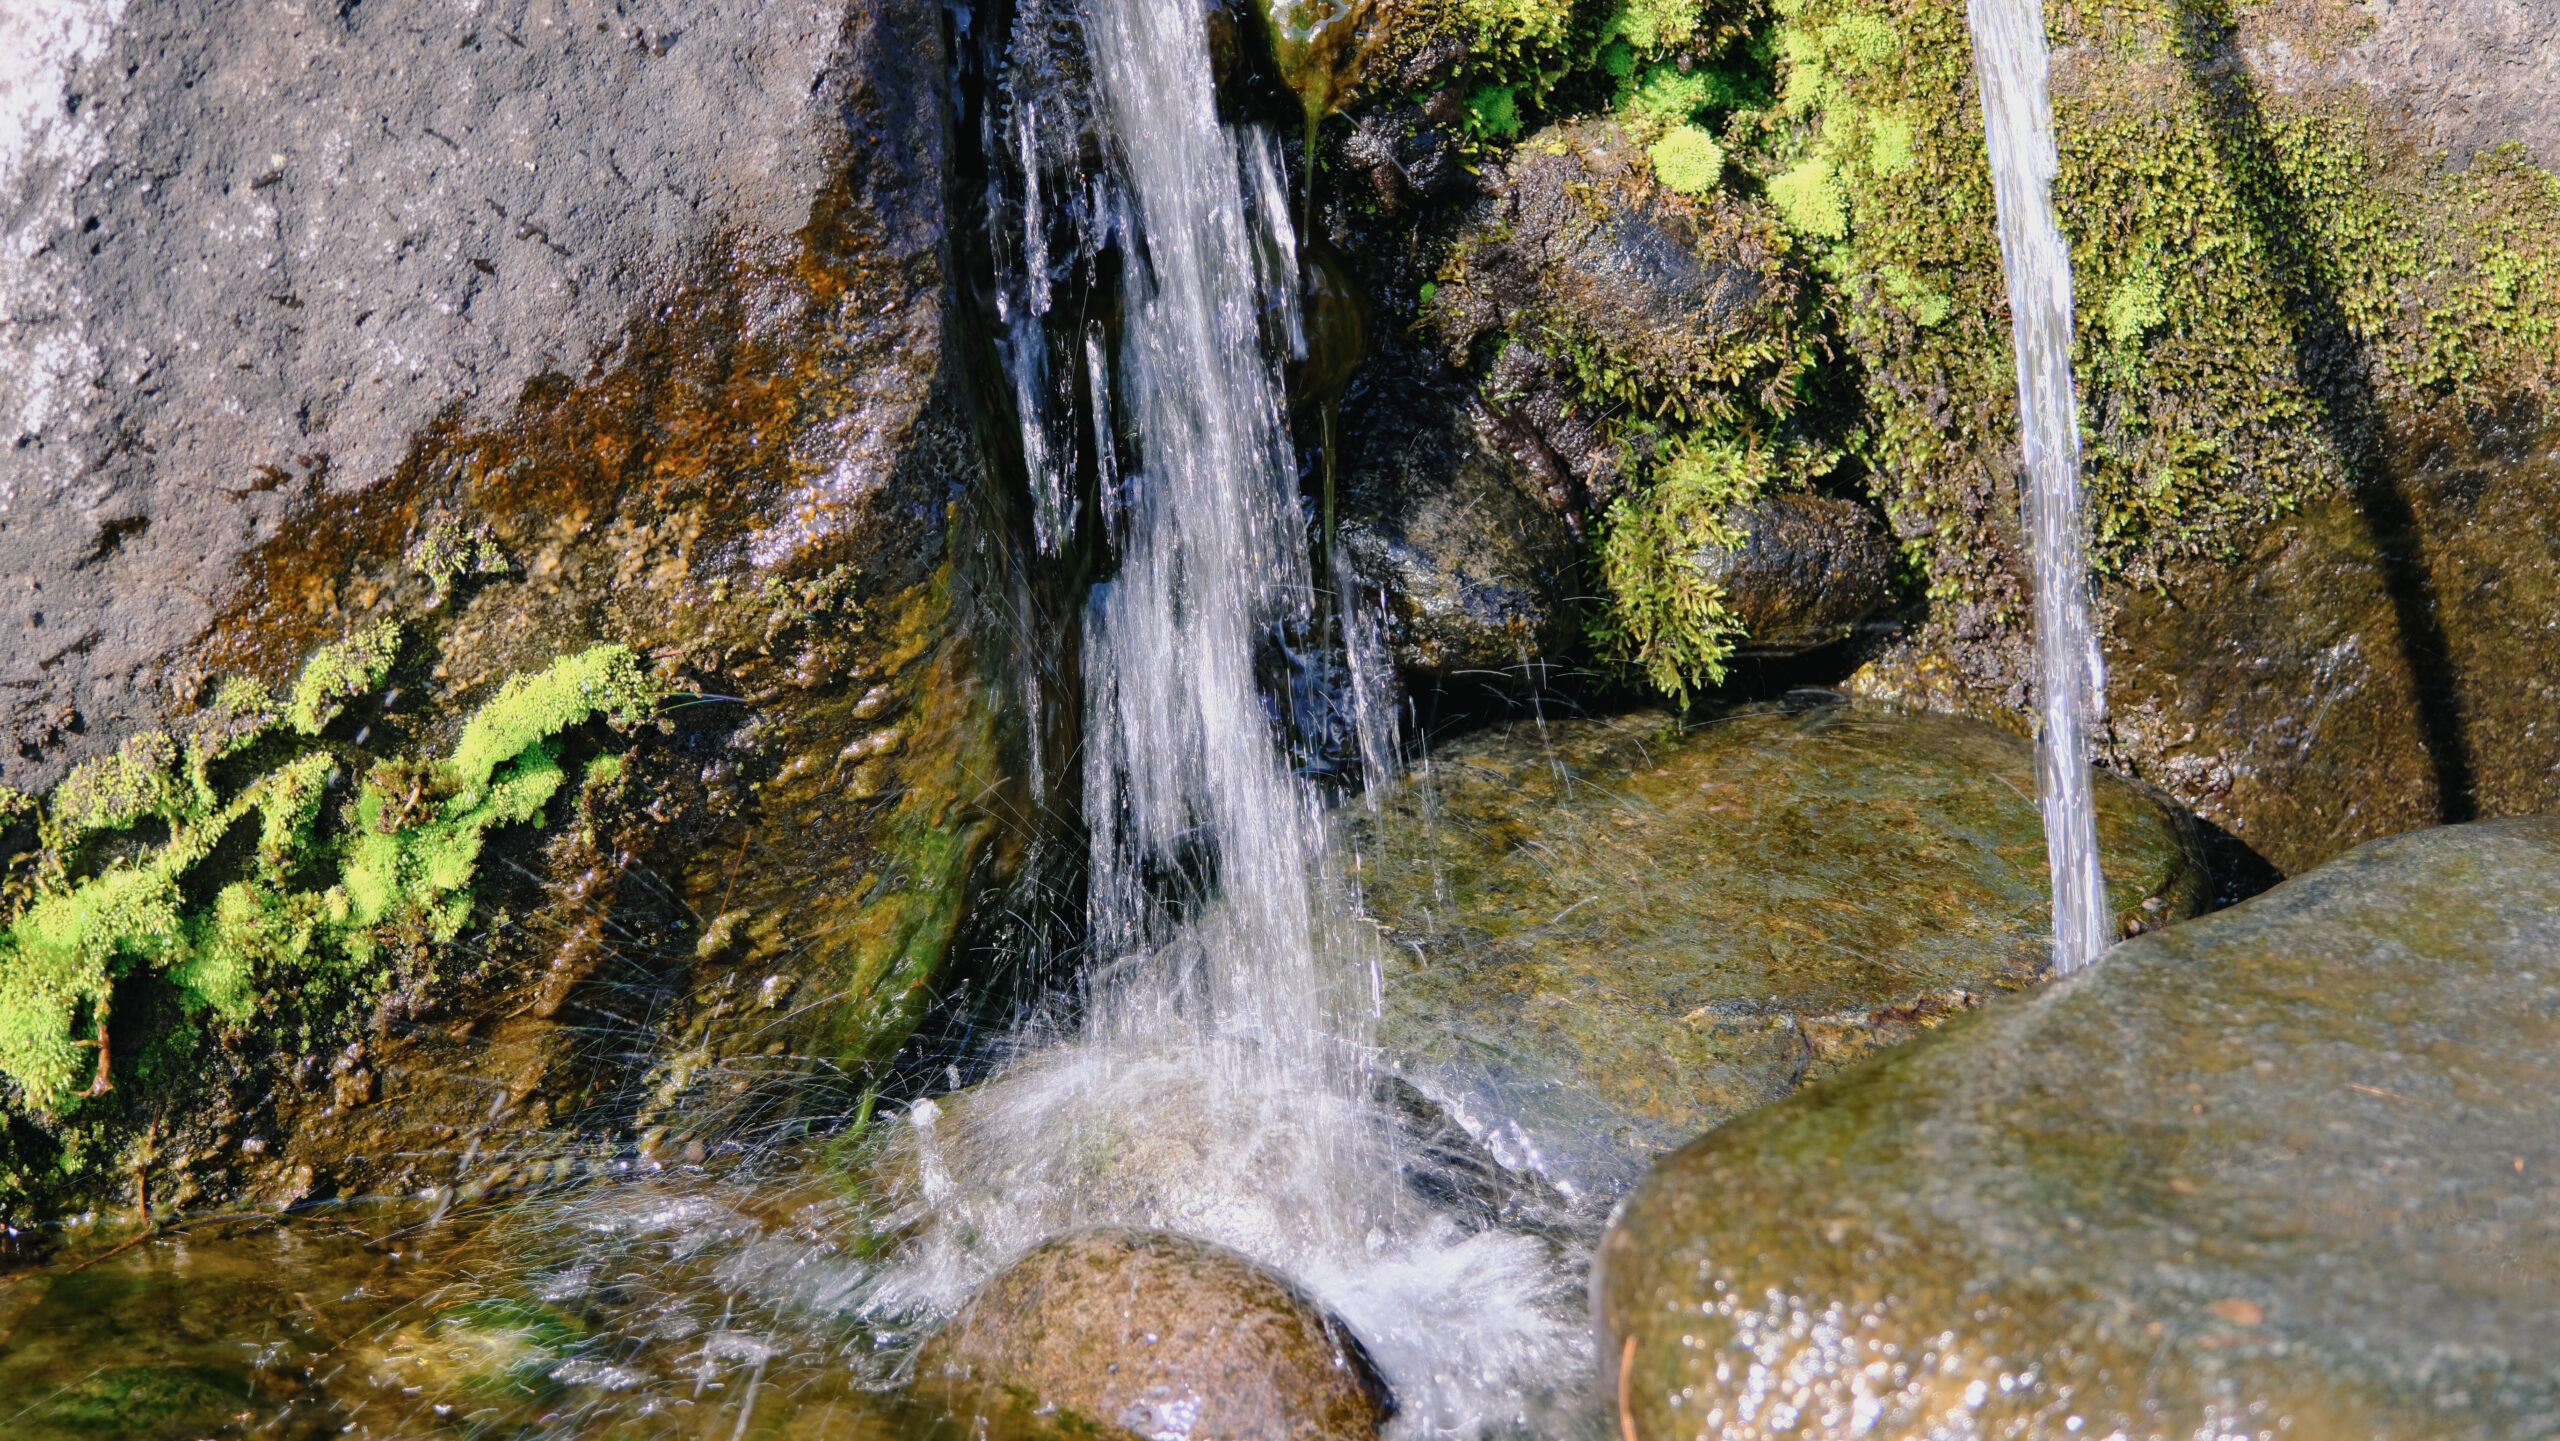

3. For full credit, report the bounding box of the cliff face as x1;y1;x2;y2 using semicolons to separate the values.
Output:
0;0;1037;1221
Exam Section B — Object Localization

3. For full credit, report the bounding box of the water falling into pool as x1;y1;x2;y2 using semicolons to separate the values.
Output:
857;0;1598;1430
1967;0;2111;973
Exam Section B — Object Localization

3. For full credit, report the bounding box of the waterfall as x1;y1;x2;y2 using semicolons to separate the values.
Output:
1968;0;2111;973
852;0;1591;1429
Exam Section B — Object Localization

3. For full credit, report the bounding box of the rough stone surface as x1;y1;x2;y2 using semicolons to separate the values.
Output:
1343;696;2207;1193
0;0;1036;1222
1703;494;1896;655
0;0;950;788
2251;0;2560;168
1599;817;2560;1441
1335;372;1583;681
912;1228;1393;1441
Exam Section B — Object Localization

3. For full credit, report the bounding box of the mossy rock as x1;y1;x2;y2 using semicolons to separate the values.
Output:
1429;118;1806;436
1343;696;2206;1190
911;1228;1394;1441
1598;817;2560;1441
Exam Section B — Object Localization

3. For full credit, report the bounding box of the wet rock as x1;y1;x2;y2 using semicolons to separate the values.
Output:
1598;818;2560;1441
2098;408;2560;877
1426;118;1802;512
1335;377;1582;680
1703;494;1896;655
913;1228;1394;1441
0;0;1032;1221
1343;697;2206;1192
1341;103;1471;213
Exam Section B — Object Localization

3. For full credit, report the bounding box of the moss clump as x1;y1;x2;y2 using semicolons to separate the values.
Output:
1649;124;1728;194
1593;440;1773;700
287;618;403;735
0;640;661;1113
408;517;513;599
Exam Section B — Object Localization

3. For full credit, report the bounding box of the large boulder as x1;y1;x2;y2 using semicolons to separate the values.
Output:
1342;696;2207;1193
1598;817;2560;1441
0;0;1031;1221
912;1228;1394;1441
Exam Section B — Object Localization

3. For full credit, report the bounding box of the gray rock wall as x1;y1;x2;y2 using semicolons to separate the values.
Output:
0;0;945;789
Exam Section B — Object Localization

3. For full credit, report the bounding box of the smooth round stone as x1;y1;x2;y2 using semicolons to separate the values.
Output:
911;1228;1393;1441
1598;818;2560;1441
1343;698;2207;1189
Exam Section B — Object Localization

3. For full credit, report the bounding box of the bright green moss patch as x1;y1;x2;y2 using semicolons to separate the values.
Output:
1650;125;1728;193
289;619;403;735
0;642;661;1112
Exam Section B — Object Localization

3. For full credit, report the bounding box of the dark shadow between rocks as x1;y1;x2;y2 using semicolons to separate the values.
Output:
2181;7;2474;824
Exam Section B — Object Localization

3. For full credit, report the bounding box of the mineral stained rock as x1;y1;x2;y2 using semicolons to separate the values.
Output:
0;0;1031;1221
1343;696;2206;1192
1599;817;2560;1441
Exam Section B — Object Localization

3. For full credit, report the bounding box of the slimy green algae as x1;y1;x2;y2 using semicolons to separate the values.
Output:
0;640;660;1115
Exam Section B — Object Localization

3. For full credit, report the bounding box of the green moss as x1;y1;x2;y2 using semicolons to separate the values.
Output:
0;642;661;1113
408;518;513;596
447;645;656;803
1650;125;1728;194
1766;155;1846;237
288;618;403;735
1592;439;1771;703
1727;0;2560;613
1465;83;1525;140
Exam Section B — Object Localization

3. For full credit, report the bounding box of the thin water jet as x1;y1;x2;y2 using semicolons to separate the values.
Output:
1967;0;2110;973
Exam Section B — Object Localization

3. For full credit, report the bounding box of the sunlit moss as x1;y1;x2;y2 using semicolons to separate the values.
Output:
1592;440;1772;703
1650;125;1728;194
0;641;661;1112
288;618;403;735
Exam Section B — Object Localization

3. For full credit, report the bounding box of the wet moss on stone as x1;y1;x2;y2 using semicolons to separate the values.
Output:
0;637;661;1119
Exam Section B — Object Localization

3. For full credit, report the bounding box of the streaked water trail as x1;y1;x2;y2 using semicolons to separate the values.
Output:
1968;0;2111;973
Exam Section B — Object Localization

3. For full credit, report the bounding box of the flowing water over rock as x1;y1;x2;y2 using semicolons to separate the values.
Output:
1347;698;2206;1197
863;0;1599;1430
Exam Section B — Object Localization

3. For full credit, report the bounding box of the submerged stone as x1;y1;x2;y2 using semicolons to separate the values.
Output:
1598;818;2560;1441
1344;698;2206;1191
912;1228;1393;1441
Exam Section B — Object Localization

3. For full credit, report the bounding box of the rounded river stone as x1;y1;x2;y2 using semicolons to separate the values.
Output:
1342;697;2207;1190
911;1228;1393;1441
1597;817;2560;1441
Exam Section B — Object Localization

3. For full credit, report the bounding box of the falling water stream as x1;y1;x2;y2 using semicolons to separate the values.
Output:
857;0;1596;1428
1966;0;2111;973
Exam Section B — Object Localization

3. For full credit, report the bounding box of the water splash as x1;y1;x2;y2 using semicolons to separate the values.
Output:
1968;0;2110;973
884;0;1596;1430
